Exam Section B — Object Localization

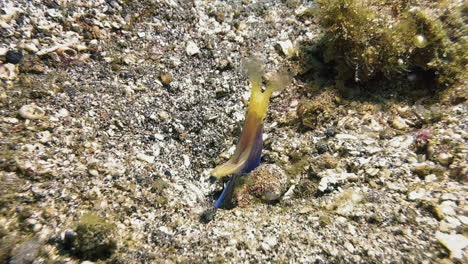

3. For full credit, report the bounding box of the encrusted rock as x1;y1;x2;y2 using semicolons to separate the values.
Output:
235;164;289;207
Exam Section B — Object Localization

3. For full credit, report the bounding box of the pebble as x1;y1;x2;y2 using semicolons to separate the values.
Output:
439;201;456;216
182;155;190;167
160;72;172;85
408;189;426;200
435;231;468;259
424;174;437;182
316;141;328;154
344;242;355;253
6;50;23;64
186;41;200;56
276;39;295;57
324;128;336;137
437;153;453;166
392;116;409;130
136;153;155;163
261;236;278;251
440;193;457;201
19;104;45;120
0;63;18;80
10;239;42;264
335;134;357;140
318;170;357;192
22;43;39;53
235;164;289;207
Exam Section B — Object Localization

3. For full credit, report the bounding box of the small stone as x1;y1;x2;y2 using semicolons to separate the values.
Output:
324;128;336;137
392;116;409;130
439;201;456;216
0;63;18;80
261;236;277;251
182;155;190;167
437;153;453;166
316;141;328;154
160;72;172;85
10;239;42;264
200;208;216;223
136;153;155;164
158;111;170;120
276;40;295;57
3;117;19;124
344;242;355;253
5;50;23;64
235;164;289;207
122;54;136;65
408;189;425;200
186;41;200;56
435;231;468;259
22;43;39;53
0;47;7;56
153;133;165;140
335;134;357;140
440;193;457;201
414;35;428;48
19;104;45;120
88;169;99;177
424;174;437;182
458;216;468;225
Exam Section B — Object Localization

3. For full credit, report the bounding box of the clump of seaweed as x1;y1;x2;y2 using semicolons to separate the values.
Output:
71;214;117;261
312;0;467;88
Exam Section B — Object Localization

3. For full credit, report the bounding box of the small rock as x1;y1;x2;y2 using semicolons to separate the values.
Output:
408;188;425;200
424;174;437;182
435;231;468;259
22;43;39;53
5;50;23;64
3;117;19;124
158;111;170;120
200;208;216;223
439;201;456;216
276;40;295;57
440;193;457;201
261;236;277;251
0;63;18;80
160;72;172;85
437;153;453;166
186;41;200;56
392;116;409;130
19;104;45;120
316;141;328;154
153;133;165;140
318;169;356;192
324;128;336;137
344;241;355;253
88;169;99;177
136;153;155;163
0;47;7;56
335;134;357;140
10;239;42;264
122;54;136;65
235;164;289;207
182;155;190;167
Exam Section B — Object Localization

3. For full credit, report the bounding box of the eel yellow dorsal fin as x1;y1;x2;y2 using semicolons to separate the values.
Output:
211;61;289;179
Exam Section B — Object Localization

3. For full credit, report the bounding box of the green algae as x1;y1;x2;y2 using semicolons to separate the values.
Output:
311;0;467;88
72;213;117;261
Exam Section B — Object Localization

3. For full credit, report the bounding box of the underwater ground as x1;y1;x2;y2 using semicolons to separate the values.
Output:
0;0;467;263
